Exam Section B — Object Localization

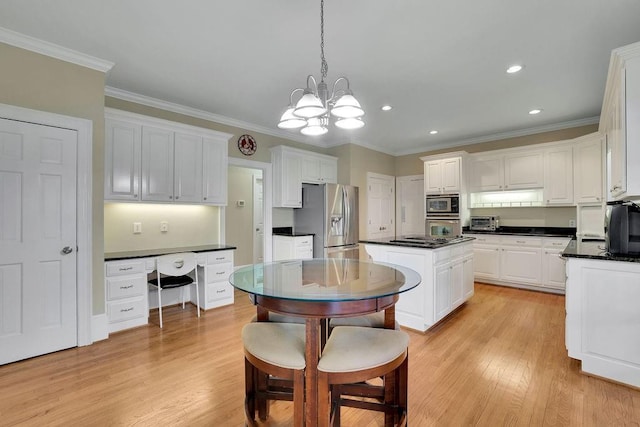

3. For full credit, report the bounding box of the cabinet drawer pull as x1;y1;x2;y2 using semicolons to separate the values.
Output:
119;285;134;290
516;240;526;244
119;266;133;271
216;271;225;275
120;307;134;313
216;289;226;294
215;257;225;260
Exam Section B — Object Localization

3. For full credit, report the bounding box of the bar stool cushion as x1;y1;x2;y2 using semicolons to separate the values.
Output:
318;326;409;373
242;322;306;370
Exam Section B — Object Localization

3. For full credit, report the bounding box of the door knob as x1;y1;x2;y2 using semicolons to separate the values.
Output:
61;246;73;255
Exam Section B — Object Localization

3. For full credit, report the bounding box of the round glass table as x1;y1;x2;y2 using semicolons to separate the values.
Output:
230;258;421;426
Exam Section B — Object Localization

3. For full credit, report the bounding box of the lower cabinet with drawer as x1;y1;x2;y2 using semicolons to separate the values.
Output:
273;235;314;260
193;250;235;310
105;259;149;333
465;233;571;293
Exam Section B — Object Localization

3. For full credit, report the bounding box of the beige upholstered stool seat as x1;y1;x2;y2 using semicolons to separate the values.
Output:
242;322;306;426
329;312;400;329
317;326;410;427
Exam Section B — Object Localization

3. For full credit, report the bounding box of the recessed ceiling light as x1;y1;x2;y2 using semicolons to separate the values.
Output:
529;109;542;115
429;130;438;135
381;105;392;111
507;64;523;74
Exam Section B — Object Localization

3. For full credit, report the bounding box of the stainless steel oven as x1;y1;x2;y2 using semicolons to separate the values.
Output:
426;218;462;238
426;194;460;217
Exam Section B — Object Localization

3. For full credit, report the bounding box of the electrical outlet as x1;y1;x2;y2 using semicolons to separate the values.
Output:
133;222;142;234
160;221;169;232
569;219;576;227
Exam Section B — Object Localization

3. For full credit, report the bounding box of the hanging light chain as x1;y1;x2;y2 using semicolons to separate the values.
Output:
320;0;328;81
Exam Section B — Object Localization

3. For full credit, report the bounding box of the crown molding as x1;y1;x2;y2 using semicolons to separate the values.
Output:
0;26;114;73
392;116;601;156
105;86;334;149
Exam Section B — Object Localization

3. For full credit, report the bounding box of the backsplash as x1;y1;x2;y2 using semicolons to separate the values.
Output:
104;203;221;252
469;207;576;227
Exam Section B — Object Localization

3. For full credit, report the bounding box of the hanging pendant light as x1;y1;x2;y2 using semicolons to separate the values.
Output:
277;0;364;135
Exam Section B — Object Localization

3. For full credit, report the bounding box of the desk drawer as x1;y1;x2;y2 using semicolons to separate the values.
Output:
106;260;145;277
206;262;233;284
207;282;233;303
106;274;146;300
107;297;147;323
207;251;233;264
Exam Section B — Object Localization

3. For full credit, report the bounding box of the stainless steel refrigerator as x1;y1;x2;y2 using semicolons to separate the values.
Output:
294;183;359;259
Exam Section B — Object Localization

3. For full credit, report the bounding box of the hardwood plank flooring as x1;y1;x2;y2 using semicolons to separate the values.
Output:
1;284;639;426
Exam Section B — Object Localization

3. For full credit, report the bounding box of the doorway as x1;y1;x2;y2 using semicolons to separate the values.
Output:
227;158;272;266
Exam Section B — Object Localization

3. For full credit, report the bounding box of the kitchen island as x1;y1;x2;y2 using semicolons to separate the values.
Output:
361;236;474;332
563;238;640;388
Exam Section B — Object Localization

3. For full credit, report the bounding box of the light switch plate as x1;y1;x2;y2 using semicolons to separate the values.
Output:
133;222;142;234
160;221;169;232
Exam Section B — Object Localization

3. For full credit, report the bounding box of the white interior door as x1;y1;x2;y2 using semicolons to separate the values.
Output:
367;172;395;239
0;118;78;365
253;175;264;263
396;175;425;236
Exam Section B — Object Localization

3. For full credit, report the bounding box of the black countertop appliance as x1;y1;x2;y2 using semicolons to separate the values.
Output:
606;200;640;255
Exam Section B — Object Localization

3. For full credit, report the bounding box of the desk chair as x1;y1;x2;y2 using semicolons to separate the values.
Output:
148;252;200;328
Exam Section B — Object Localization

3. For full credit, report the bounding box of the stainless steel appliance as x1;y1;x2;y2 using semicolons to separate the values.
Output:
426;194;459;217
294;183;359;259
426;217;461;238
606;200;640;255
470;215;499;231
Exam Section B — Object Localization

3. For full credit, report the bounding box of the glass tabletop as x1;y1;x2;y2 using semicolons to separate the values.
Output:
229;258;421;302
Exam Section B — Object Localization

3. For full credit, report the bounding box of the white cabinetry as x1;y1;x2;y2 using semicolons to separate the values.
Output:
544;145;573;205
600;42;640;200
465;233;570;293
271;145;338;208
469;151;543;192
573;133;604;204
273;235;313;260
565;257;640;388
193;250;235;310
105;109;231;205
104;259;149;333
363;241;474;332
423;156;461;194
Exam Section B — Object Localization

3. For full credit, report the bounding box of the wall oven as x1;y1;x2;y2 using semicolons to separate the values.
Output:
426;194;460;217
426;218;462;238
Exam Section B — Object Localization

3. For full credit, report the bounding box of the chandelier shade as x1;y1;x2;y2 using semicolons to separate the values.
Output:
277;0;364;136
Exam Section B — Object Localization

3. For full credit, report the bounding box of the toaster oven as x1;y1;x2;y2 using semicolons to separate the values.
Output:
470;216;499;231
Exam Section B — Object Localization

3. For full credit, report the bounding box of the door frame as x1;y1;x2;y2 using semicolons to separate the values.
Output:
228;157;273;263
0;103;93;346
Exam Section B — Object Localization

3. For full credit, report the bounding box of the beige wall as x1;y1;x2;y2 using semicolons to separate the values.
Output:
226;166;261;265
104;203;221;252
469;207;576;228
394;124;599;176
0;43;107;315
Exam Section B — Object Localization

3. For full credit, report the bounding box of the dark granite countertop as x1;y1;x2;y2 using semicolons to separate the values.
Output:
463;226;576;238
360;236;475;249
562;238;640;263
105;244;237;261
272;227;314;237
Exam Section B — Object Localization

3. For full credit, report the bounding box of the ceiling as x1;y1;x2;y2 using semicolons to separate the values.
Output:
2;1;640;156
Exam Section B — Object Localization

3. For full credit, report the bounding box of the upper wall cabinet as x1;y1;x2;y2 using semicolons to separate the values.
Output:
423;156;461;194
271;145;338;208
600;41;640;200
543;144;574;205
573;133;604;204
105;109;232;205
469;151;543;192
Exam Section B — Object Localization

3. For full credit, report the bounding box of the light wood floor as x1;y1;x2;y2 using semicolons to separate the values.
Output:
1;283;639;426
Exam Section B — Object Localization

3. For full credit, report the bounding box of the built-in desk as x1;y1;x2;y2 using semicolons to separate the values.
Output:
104;245;236;333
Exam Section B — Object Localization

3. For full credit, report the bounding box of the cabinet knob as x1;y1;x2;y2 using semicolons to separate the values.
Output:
133;194;137;198
175;196;179;200
204;197;207;200
169;195;173;199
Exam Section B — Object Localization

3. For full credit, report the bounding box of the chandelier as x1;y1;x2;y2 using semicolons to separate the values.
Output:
277;0;365;136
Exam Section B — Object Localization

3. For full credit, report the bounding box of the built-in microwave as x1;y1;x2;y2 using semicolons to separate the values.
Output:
426;194;459;217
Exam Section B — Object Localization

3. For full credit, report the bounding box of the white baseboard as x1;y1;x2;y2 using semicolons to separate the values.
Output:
91;313;109;342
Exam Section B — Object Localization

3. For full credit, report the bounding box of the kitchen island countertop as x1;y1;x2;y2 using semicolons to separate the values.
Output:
105;244;237;261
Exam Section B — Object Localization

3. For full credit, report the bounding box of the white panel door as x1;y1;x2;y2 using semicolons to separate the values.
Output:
253;175;264;263
367;173;395;239
141;126;174;202
0;118;77;365
396;175;424;236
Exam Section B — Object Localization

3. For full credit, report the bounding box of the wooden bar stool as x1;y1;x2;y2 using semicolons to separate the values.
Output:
317;326;409;427
242;322;306;427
